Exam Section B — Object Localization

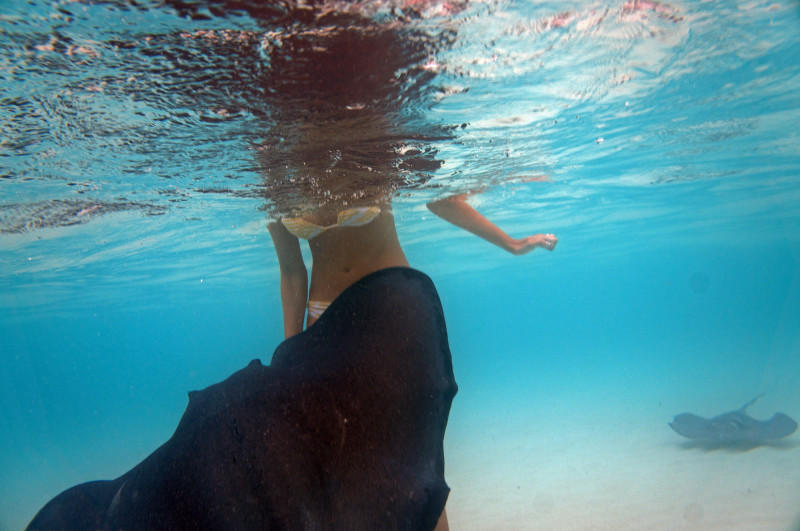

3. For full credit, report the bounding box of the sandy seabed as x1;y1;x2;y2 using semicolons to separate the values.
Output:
8;386;799;531
443;401;800;531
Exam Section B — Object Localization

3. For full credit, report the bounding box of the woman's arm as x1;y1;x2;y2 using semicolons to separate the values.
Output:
268;221;309;338
427;194;557;255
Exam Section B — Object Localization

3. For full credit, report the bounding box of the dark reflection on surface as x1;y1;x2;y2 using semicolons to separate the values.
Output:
0;199;166;234
2;1;457;205
251;11;458;215
257;111;447;216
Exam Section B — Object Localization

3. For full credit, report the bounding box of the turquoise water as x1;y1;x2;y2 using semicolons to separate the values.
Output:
2;0;800;529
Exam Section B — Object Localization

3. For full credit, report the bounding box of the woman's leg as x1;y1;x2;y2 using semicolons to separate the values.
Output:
435;508;449;531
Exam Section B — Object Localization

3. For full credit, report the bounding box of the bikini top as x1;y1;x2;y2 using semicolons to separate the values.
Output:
281;206;382;240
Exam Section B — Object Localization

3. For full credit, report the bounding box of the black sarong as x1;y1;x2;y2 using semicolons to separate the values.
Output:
28;267;457;531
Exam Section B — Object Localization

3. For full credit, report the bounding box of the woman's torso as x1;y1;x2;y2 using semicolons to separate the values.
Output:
300;207;409;308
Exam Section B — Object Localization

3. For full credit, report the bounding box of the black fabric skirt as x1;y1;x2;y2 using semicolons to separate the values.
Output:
28;267;457;531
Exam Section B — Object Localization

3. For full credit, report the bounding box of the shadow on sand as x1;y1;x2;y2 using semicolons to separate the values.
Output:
675;437;800;453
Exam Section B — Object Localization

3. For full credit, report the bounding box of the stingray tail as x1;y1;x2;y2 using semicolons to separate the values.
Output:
739;393;765;412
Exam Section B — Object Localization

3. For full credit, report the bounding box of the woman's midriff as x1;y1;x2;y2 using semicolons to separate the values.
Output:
306;211;409;305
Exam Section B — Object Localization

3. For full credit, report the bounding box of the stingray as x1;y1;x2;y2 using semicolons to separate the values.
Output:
669;394;798;442
27;267;457;531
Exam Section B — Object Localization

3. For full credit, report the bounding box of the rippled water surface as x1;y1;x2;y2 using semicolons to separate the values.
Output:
2;0;800;529
3;1;798;268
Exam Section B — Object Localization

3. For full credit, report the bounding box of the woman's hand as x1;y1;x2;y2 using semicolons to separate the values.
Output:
428;196;558;256
507;233;558;255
